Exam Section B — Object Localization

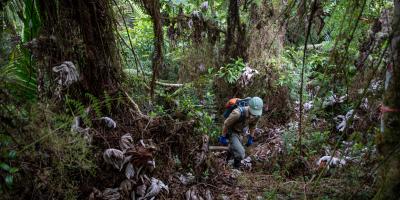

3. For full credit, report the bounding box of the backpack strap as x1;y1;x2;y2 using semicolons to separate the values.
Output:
238;107;245;122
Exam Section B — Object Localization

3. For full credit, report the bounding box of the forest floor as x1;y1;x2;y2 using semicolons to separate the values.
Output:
92;111;374;200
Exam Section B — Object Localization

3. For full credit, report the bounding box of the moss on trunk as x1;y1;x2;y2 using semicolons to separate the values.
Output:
374;1;400;199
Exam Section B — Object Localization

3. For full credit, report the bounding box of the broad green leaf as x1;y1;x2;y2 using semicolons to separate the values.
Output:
8;150;17;159
9;167;19;174
0;163;11;172
5;175;13;188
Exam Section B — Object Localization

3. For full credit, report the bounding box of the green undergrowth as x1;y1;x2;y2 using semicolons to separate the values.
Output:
156;74;221;139
1;104;97;199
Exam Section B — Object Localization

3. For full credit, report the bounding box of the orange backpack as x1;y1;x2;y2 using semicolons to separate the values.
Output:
223;97;251;120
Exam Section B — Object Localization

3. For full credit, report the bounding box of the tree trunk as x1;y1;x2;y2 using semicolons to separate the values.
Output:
75;0;122;96
36;0;122;98
141;0;164;100
224;0;247;61
374;1;400;199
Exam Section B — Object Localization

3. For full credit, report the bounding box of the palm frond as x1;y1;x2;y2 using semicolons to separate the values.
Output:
0;47;37;101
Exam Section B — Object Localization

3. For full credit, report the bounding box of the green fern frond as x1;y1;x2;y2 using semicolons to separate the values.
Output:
0;47;37;102
65;95;85;115
116;91;124;108
65;95;92;126
103;91;112;114
85;93;102;118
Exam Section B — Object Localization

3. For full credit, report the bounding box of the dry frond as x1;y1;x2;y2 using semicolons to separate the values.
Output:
125;146;155;168
185;186;212;200
119;179;134;197
120;133;134;152
52;61;79;86
194;134;209;170
125;163;135;179
136;184;147;197
316;156;347;169
241;156;252;170
253;129;284;161
89;187;102;200
103;148;125;171
102;188;121;200
139;139;157;150
178;172;195;185
238;66;259;87
100;117;117;128
139;177;168;200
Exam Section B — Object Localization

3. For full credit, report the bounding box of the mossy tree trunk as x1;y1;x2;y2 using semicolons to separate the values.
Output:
75;0;122;96
224;0;247;62
36;0;122;98
374;1;400;199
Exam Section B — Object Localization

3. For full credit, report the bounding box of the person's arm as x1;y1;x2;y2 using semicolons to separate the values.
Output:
248;118;260;138
249;127;256;138
221;108;240;136
246;119;259;147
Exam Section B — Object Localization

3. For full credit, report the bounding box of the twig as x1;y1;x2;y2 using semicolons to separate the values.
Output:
195;182;219;189
112;0;147;82
141;118;152;139
124;91;145;117
298;0;318;158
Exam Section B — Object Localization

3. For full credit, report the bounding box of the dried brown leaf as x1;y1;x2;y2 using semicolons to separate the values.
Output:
205;189;212;200
103;148;125;170
136;184;147;197
120;133;134;152
102;188;121;200
125;147;154;167
125;163;135;179
120;179;134;196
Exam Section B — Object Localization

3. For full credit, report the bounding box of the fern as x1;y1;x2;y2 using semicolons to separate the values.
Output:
116;91;124;108
85;93;102;118
53;113;74;129
103;91;112;114
1;47;37;102
65;95;92;127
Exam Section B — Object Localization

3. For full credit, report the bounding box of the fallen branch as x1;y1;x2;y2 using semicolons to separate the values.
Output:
156;81;183;87
298;42;328;50
208;146;229;151
124;91;145;118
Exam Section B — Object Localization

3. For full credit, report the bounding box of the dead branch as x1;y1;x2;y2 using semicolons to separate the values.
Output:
209;146;229;151
124;91;145;118
156;81;183;87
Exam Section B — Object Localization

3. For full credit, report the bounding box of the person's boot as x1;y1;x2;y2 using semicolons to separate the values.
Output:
226;151;233;162
233;159;241;169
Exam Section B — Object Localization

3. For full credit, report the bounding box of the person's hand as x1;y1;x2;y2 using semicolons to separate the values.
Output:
218;135;228;145
246;135;253;147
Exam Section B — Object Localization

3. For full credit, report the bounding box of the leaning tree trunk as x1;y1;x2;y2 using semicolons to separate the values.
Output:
140;0;164;100
36;0;122;98
374;1;400;199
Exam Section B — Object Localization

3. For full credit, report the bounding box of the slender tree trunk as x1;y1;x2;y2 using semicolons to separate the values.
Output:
374;1;400;199
209;0;216;19
150;1;163;100
140;0;163;100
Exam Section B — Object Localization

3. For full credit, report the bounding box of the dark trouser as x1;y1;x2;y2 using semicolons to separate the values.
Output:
228;133;245;167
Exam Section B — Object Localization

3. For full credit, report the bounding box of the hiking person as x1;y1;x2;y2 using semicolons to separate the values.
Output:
218;96;263;168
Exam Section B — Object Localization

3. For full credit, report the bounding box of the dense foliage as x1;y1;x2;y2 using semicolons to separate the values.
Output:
0;0;398;199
